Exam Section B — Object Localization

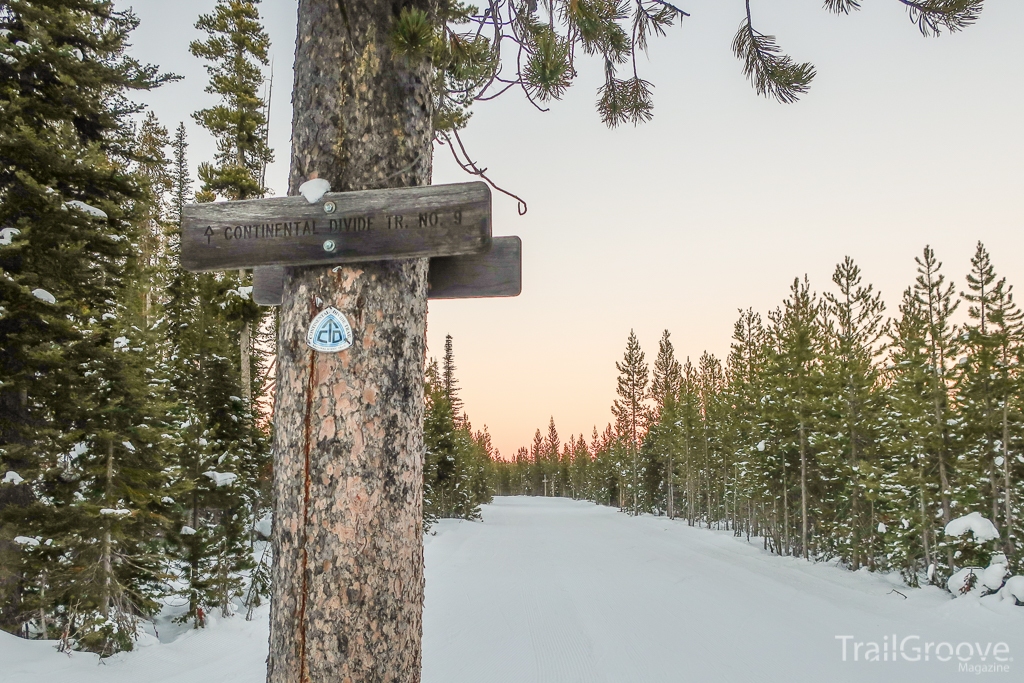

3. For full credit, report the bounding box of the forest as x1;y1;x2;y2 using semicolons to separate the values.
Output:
492;245;1023;594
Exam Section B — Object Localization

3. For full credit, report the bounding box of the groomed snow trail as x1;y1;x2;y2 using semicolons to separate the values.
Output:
4;497;1023;682
422;497;1023;683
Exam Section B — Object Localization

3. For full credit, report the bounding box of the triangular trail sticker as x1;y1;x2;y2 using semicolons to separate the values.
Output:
306;306;353;353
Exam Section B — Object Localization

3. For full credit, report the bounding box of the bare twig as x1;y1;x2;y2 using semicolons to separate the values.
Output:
437;129;528;215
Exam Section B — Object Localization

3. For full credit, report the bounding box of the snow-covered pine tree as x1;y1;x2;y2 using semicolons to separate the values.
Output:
422;357;480;521
0;0;176;652
642;330;682;515
767;277;824;559
571;434;591;500
130;112;172;328
820;257;886;569
166;0;275;624
545;416;561;495
442;334;464;420
531;428;545;495
956;242;1023;568
677;358;701;525
883;286;944;583
725;309;769;539
911;246;960;568
612;330;648;515
696;351;727;528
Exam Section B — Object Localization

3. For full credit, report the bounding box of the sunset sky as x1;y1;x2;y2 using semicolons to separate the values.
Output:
126;0;1024;458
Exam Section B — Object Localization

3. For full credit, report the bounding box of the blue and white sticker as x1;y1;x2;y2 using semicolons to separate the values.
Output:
306;306;353;353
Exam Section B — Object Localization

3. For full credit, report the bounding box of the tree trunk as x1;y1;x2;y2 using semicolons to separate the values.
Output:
799;419;808;560
667;450;674;520
1004;397;1013;558
268;2;433;682
241;270;252;406
101;439;114;616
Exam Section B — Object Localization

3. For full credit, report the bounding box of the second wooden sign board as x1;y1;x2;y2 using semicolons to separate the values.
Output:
252;236;522;306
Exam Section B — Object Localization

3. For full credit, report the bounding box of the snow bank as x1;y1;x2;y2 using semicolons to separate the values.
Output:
944;512;999;542
983;563;1008;591
299;178;331;204
1000;575;1024;604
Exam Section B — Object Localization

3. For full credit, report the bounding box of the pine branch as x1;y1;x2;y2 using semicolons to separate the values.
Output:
823;0;862;14
896;0;984;37
732;2;816;104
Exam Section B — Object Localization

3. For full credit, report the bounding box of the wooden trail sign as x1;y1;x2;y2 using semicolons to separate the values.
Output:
251;236;522;305
180;181;491;272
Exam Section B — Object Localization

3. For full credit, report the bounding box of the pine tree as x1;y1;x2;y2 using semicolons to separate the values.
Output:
169;0;275;625
645;330;682;516
612;330;648;515
189;0;272;202
884;287;943;583
957;242;1023;566
821;257;886;569
912;246;960;567
0;0;175;652
422;358;482;521
545;416;560;495
769;277;824;559
531;428;545;495
442;334;463;419
131;112;172;328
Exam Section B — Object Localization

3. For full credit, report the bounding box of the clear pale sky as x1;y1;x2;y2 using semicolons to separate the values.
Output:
125;1;1024;459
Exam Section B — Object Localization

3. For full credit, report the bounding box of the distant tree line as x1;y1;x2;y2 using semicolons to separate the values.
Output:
492;245;1024;587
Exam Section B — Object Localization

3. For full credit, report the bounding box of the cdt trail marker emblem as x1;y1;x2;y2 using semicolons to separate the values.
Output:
306;307;352;353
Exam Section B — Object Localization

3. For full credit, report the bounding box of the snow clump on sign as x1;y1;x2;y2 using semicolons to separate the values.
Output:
299;178;331;204
3;471;24;485
944;512;999;542
203;470;238;487
31;289;55;304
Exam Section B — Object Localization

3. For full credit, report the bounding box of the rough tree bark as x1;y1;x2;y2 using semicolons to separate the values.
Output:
268;2;434;682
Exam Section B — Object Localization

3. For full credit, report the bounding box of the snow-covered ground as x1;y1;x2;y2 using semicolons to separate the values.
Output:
5;497;1023;682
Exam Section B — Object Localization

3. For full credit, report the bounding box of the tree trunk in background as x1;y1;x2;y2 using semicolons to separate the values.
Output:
240;270;252;407
268;2;433;682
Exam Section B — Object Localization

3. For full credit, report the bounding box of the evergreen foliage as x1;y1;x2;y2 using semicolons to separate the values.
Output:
392;0;987;141
423;344;492;527
0;0;175;653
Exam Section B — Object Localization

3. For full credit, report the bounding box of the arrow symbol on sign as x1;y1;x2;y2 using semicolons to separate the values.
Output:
204;226;214;244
